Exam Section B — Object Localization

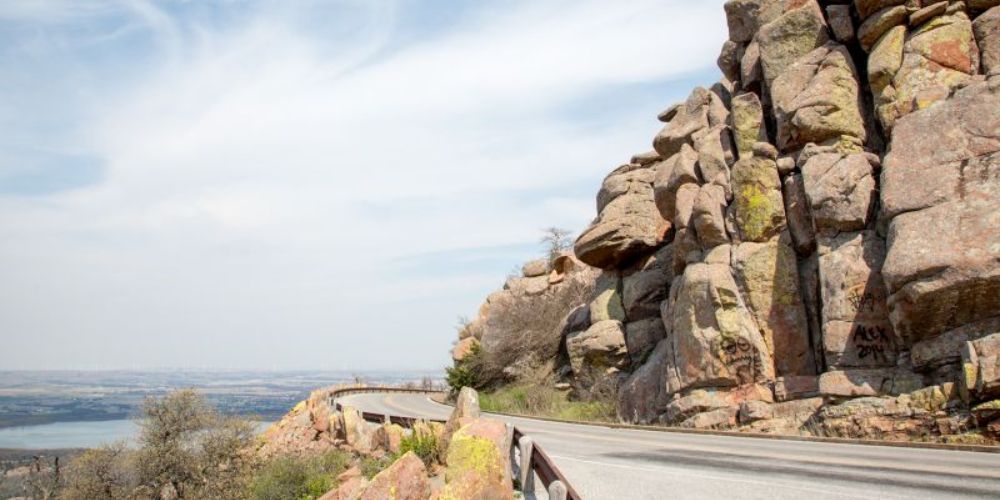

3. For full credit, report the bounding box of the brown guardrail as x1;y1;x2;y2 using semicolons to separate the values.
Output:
330;385;582;499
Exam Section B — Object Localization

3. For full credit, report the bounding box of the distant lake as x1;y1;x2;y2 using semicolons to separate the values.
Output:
0;419;272;449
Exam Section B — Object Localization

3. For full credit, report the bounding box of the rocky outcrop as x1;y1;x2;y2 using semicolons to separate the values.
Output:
880;78;999;344
450;1;1000;442
265;386;523;500
574;165;670;269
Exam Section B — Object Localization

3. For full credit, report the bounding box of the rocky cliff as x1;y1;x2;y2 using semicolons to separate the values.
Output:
452;0;1000;441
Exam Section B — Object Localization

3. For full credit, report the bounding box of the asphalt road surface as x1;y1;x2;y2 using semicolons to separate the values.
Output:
336;392;1000;500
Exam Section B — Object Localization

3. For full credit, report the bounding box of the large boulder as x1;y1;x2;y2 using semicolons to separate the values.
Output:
575;165;669;269
868;25;906;98
912;317;1000;372
975;7;1000;74
439;387;480;457
624;318;667;367
589;271;625;323
771;43;867;151
858;5;908;51
731;92;769;160
341;406;374;454
355;452;430;500
692;183;732;249
665;385;773;426
878;12;980;130
818;231;898;369
881;78;1000;343
521;259;548;278
617;336;683;424
621;244;674;321
962;333;1000;400
566;320;629;376
667;262;775;390
654;87;727;159
442;418;514;500
504;275;549;297
724;0;783;43
653;143;700;223
757;0;830;90
800;152;877;233
731;156;787;242
731;233;813;376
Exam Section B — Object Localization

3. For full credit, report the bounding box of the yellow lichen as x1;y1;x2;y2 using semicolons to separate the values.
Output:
444;433;502;484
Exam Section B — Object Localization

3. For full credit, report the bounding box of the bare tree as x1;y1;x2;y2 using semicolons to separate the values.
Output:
24;455;61;500
540;227;573;263
133;389;256;499
61;443;135;500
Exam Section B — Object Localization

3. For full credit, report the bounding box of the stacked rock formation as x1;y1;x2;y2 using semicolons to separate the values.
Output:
453;0;999;440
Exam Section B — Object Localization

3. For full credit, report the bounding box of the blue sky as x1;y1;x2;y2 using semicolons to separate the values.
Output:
0;0;727;370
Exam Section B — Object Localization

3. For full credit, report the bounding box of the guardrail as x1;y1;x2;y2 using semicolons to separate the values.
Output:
330;385;582;500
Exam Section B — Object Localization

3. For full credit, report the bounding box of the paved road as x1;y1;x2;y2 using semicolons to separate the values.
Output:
337;392;1000;500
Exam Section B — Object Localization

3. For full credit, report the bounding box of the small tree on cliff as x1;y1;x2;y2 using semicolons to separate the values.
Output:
540;227;573;263
134;389;257;499
61;389;257;499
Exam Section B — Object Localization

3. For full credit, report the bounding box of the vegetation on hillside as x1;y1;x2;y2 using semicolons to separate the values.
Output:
27;389;403;500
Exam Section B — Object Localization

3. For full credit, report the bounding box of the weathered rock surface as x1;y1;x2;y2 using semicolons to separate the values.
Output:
668;263;775;389
567;320;629;376
617;338;678;424
782;173;816;255
441;418;514;499
801;152;877;233
576;165;669;269
771;43;867;151
818;231;898;369
355;452;430;500
975;7;1000;74
521;259;549;278
731;92;768;159
732;233;812;377
881;78;1000;343
621;245;674;321
731;156;787;242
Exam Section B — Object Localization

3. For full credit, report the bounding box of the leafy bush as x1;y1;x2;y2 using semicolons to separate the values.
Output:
358;455;395;480
445;342;486;392
398;431;439;467
249;450;351;500
61;389;259;500
61;443;135;500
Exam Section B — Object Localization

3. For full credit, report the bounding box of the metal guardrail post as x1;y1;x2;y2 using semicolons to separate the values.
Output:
518;435;535;493
548;480;568;500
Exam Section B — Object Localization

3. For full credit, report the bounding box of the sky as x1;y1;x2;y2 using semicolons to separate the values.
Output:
0;0;727;371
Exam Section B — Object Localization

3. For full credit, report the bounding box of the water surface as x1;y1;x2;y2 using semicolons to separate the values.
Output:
0;419;272;449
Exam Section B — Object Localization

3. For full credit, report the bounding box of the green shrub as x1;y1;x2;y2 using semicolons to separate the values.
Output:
249;450;351;500
399;431;440;466
358;455;395;480
445;343;486;392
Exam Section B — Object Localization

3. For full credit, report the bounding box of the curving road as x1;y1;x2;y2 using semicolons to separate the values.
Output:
336;392;1000;500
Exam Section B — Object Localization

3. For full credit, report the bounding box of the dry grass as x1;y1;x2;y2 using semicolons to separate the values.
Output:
477;273;594;386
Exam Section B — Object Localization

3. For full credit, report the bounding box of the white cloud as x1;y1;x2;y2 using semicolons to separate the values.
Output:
0;0;727;370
